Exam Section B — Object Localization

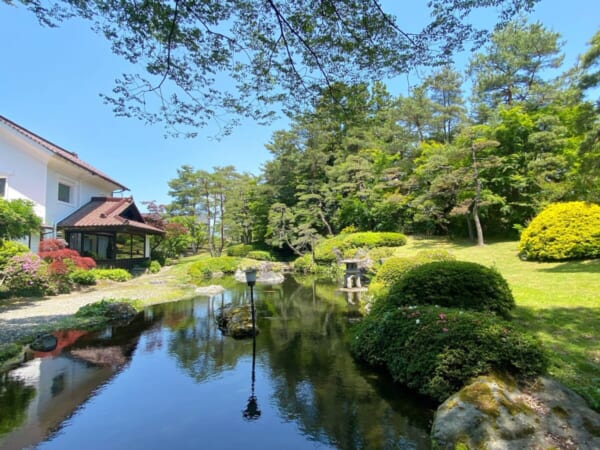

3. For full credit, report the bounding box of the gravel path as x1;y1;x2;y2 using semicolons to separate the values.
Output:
0;267;197;345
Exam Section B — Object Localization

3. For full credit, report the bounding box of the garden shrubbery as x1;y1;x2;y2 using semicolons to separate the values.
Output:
0;240;29;269
381;261;515;317
226;244;254;257
246;250;274;261
519;201;600;261
69;269;97;286
293;254;316;273
1;253;51;296
148;260;162;273
369;249;456;298
89;268;132;282
188;256;241;279
351;306;547;401
314;232;407;263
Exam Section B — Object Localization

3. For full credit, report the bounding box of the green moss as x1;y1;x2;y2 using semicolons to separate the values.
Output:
460;382;501;418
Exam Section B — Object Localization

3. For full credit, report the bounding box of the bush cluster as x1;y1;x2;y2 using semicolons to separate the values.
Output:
351;306;547;402
69;269;97;286
0;240;29;269
246;250;273;261
148;260;162;273
226;244;254;257
519;201;600;261
382;261;515;317
1;253;51;296
368;249;456;298
37;239;97;293
314;232;407;263
293;254;316;273
188;256;241;279
89;268;132;282
75;298;139;320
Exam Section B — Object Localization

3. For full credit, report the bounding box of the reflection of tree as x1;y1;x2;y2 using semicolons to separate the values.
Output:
163;296;248;383
0;374;36;436
261;278;433;449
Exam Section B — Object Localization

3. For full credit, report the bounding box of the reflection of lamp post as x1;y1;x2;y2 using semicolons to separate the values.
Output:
243;269;260;421
243;333;261;421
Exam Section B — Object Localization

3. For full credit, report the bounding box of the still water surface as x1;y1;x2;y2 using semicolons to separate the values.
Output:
0;277;434;449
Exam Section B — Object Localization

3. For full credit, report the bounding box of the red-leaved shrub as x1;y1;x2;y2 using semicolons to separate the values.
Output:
38;239;97;271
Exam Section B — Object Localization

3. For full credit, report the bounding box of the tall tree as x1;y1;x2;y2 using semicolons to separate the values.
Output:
468;18;564;110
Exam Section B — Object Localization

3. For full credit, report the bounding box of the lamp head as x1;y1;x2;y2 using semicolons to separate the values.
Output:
244;268;257;286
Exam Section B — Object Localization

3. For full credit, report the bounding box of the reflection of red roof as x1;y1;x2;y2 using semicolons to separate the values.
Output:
33;330;89;358
57;197;164;235
0;115;128;191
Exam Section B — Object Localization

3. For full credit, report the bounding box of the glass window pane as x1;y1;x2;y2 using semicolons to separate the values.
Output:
58;183;71;203
0;178;5;197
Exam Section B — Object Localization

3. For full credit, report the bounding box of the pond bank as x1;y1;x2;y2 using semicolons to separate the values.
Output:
0;264;198;346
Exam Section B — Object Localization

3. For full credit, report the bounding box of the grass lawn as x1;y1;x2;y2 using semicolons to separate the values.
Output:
391;237;600;410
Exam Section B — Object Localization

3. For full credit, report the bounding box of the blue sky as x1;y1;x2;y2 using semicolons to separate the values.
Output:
1;1;598;208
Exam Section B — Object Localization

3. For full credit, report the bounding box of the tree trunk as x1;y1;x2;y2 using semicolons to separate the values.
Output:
465;213;474;241
471;145;485;246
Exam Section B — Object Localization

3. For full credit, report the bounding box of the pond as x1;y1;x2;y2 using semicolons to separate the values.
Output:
0;276;435;450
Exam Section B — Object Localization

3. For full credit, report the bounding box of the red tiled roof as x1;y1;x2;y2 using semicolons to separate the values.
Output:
57;197;164;234
0;115;128;191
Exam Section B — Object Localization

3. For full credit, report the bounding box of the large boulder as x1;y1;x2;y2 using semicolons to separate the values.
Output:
233;267;284;284
217;304;259;339
431;375;600;450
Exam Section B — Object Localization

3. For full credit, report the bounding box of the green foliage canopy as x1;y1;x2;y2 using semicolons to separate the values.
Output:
8;0;539;136
0;198;41;241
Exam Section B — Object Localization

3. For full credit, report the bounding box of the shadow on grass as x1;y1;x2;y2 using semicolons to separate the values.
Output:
514;305;600;410
536;259;600;274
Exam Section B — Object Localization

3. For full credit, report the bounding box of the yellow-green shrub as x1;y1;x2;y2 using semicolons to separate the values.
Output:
519;202;600;261
313;232;407;263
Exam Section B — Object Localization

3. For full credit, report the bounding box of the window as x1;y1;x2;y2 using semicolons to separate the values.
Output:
0;178;5;197
58;182;71;203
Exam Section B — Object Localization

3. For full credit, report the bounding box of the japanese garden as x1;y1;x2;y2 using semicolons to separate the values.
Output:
1;0;600;449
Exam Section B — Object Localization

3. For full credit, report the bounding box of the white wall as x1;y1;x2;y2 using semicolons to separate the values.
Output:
0;125;48;220
1;122;118;253
45;161;113;227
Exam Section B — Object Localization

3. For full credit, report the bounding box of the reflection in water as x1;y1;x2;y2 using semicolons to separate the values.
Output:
0;277;434;450
242;335;261;421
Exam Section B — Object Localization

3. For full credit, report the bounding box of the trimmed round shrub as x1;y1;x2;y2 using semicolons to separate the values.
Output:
89;268;132;282
351;306;547;402
0;240;29;269
373;257;421;286
372;250;456;287
188;256;241;279
293;254;316;273
366;246;396;264
382;261;514;317
148;260;162;274
226;244;254;257
69;269;97;286
246;250;273;261
314;232;407;263
519;201;600;261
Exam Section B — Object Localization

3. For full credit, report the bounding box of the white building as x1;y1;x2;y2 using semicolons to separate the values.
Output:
0;115;163;267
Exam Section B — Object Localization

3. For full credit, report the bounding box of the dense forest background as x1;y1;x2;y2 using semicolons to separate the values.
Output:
149;20;600;257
